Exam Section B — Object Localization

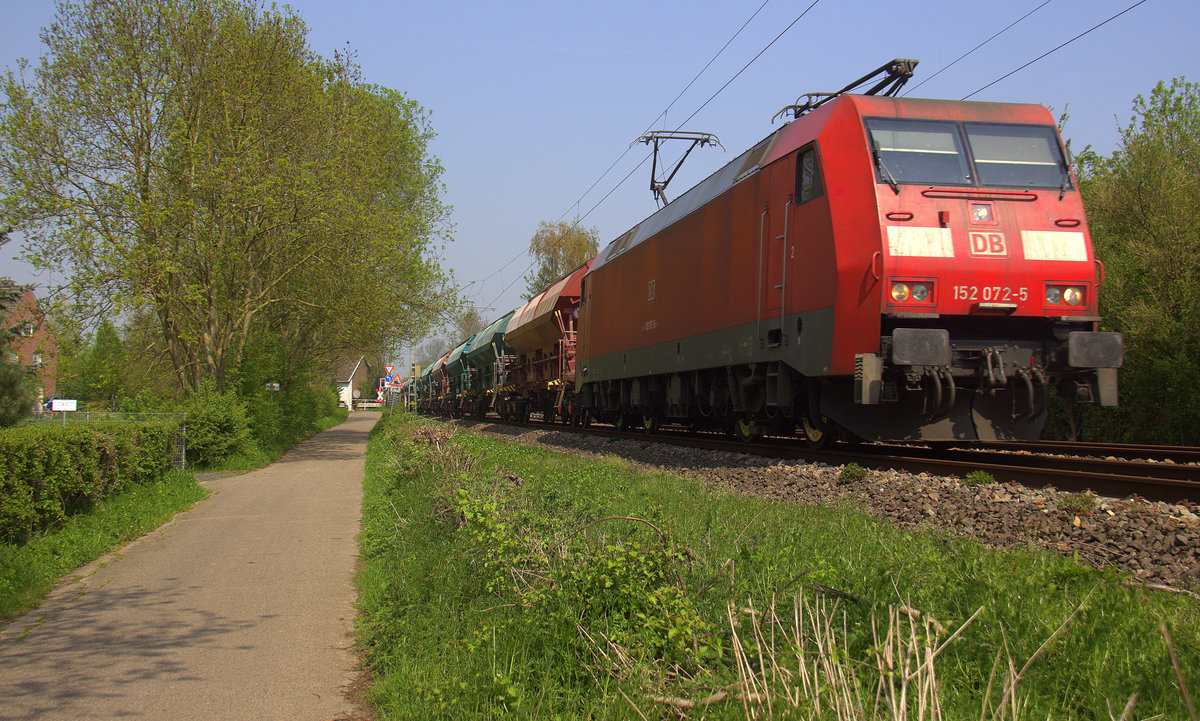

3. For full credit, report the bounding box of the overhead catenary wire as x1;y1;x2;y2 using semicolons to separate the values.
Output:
961;0;1149;100
553;0;774;226
467;3;777;312
668;0;821;133
902;0;1054;97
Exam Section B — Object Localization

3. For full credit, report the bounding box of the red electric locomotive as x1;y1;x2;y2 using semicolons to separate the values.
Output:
576;60;1122;444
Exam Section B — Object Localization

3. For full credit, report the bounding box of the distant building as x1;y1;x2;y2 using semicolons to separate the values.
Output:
332;356;372;409
0;283;57;412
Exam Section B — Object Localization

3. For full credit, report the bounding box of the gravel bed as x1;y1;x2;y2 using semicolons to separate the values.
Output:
451;419;1200;595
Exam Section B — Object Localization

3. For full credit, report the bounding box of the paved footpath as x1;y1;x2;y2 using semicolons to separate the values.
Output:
0;411;380;721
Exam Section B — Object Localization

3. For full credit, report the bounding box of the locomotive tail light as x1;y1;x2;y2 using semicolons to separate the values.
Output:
911;283;930;302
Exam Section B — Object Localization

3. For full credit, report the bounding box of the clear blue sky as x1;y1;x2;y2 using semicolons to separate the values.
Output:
1;0;1195;358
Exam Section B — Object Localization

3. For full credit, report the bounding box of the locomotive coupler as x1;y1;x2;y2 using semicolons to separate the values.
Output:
980;347;1007;389
1014;366;1049;420
916;365;955;420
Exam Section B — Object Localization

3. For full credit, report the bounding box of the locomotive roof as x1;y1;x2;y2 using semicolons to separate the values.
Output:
589;94;1055;273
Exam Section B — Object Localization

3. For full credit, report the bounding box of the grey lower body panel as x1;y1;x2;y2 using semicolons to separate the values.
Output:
579;307;837;386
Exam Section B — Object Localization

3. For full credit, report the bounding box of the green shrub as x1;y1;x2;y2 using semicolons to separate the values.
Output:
1059;491;1098;515
963;469;995;486
0;421;177;543
839;461;867;483
183;381;253;466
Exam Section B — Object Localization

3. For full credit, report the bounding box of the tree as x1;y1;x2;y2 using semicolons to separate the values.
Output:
522;219;599;299
0;278;34;425
1072;77;1200;443
453;307;488;342
0;0;454;394
77;320;127;406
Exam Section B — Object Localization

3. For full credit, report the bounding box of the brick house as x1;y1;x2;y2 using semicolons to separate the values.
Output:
1;283;57;412
332;356;373;409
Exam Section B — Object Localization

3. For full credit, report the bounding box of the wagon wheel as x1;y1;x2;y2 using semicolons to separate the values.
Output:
641;412;659;434
801;413;833;449
732;416;760;444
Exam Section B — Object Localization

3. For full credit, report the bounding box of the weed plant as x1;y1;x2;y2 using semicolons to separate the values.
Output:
358;414;1199;720
964;470;996;486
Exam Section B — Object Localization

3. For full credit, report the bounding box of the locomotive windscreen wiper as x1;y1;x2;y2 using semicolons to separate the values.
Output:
872;137;900;194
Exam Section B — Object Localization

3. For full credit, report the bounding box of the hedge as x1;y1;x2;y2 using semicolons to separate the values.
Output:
0;421;179;543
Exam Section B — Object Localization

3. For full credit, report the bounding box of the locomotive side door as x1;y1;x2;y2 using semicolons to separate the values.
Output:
761;145;824;348
760;157;791;346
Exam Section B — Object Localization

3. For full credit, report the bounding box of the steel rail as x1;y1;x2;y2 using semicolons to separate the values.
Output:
965;439;1200;465
453;416;1199;504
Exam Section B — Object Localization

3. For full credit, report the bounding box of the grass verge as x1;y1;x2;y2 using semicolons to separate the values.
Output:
358;414;1199;719
0;470;209;623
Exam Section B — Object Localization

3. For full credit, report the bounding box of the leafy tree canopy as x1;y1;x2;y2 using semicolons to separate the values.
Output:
0;0;455;394
1073;77;1200;443
522;219;599;300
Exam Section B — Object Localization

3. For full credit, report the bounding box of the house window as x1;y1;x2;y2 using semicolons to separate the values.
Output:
21;322;34;336
32;353;42;366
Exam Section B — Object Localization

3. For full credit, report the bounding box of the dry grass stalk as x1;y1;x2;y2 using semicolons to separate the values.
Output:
1161;622;1197;721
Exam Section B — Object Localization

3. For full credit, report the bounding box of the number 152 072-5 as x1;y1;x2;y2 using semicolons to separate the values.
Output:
952;286;1028;302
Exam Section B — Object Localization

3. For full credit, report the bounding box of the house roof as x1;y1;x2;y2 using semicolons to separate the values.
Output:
0;281;34;317
333;356;369;384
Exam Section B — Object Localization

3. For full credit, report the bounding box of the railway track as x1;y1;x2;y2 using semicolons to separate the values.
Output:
449;414;1199;504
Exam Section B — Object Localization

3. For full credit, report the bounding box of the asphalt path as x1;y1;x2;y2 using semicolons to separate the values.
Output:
0;411;380;721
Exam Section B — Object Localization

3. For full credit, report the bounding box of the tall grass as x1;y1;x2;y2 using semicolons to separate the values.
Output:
358;414;1199;719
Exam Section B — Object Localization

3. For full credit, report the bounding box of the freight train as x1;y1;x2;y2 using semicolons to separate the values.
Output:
411;60;1122;447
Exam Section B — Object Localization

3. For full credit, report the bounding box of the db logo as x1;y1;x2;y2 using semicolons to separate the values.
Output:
968;231;1008;257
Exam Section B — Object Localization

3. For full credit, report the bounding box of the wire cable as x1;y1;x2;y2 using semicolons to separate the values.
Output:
572;0;821;229
671;0;821;131
904;0;1053;97
962;0;1148;100
554;0;773;225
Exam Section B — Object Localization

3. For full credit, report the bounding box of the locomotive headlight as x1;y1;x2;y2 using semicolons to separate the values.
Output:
1046;286;1063;305
1063;287;1084;306
890;282;910;302
911;283;930;302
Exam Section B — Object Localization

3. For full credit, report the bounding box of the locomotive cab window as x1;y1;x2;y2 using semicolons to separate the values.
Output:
865;117;1072;190
964;123;1070;189
795;145;824;203
865;118;971;186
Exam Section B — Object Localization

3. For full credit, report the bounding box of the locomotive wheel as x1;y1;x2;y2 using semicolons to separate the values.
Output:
733;417;760;444
801;414;833;449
